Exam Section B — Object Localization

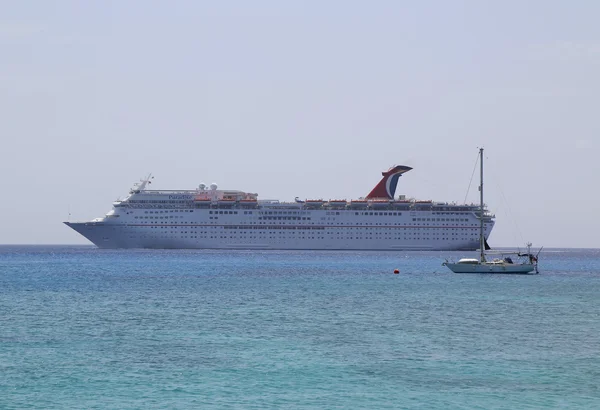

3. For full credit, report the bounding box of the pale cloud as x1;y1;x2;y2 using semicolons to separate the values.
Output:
575;139;593;150
0;22;45;39
529;40;600;61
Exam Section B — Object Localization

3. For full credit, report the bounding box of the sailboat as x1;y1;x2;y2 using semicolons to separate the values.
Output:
443;148;540;274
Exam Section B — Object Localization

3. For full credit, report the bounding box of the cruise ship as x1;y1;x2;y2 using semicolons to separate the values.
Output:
64;166;495;250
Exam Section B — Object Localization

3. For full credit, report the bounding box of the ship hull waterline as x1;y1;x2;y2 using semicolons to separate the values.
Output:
64;222;490;251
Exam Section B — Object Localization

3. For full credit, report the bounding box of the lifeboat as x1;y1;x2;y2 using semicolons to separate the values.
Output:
328;199;347;207
239;198;258;207
392;199;411;208
305;199;324;207
350;200;368;208
369;199;392;208
218;198;237;206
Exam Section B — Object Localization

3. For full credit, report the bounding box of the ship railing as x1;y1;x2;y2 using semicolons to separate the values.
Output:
126;204;193;209
138;189;197;194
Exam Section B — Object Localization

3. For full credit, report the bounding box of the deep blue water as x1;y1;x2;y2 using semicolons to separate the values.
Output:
1;246;599;409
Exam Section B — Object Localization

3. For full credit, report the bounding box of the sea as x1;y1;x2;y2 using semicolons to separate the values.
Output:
1;245;599;409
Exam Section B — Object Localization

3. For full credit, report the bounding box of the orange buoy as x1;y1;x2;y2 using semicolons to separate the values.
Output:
393;269;400;274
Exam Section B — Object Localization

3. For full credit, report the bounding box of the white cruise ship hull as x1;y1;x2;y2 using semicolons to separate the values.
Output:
64;215;492;251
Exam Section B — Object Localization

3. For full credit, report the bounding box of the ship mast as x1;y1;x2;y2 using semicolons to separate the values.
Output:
479;148;485;263
137;173;153;191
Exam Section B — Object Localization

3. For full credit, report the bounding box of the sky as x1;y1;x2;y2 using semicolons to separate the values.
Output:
1;0;598;247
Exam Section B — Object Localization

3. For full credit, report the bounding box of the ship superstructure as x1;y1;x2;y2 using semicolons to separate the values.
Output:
65;167;495;250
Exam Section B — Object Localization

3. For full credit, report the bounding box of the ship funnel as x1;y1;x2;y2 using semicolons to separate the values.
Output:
365;165;412;199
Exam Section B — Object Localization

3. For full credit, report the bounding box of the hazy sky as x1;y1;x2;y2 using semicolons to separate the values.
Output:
1;1;598;247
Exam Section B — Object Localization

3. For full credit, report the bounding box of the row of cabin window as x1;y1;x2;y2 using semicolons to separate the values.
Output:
135;216;186;219
414;218;469;222
259;216;311;221
144;210;193;214
209;210;242;215
135;235;473;240
129;200;188;203
259;211;309;215
354;212;401;216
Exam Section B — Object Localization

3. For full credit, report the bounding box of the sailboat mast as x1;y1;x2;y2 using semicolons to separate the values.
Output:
479;148;485;263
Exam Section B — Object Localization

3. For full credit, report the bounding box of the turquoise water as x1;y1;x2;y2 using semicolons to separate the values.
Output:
1;246;599;409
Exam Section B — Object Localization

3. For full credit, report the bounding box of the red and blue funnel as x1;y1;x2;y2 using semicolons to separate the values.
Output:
365;165;412;199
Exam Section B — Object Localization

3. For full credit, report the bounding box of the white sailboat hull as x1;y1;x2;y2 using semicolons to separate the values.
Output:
443;262;536;274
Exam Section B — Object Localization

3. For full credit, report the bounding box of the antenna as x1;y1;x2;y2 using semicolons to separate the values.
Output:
463;152;479;204
137;173;153;191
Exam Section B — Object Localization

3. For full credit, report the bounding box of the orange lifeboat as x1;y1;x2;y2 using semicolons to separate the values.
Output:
305;199;324;207
370;199;391;208
328;199;347;206
350;200;368;208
